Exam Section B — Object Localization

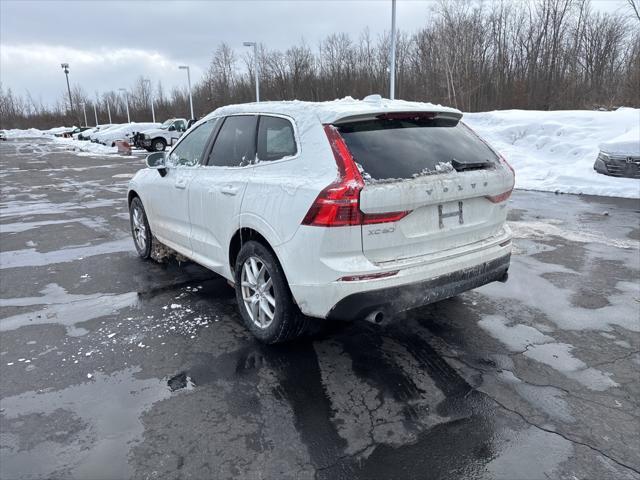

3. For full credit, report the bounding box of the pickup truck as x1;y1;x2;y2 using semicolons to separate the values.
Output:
133;118;188;151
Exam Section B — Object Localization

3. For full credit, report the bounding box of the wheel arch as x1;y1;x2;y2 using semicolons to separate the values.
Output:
127;189;140;207
229;228;271;274
228;227;290;285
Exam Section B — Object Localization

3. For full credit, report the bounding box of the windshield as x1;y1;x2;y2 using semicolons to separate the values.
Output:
160;119;173;129
337;117;498;180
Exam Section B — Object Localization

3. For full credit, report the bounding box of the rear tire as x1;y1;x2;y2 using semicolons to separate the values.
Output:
152;138;166;151
234;241;307;343
129;197;152;259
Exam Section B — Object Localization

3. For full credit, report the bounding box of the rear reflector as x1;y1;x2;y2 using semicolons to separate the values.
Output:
339;270;399;282
301;125;411;227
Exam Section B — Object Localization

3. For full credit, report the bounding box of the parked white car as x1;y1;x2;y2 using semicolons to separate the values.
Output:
128;97;514;343
134;118;189;152
96;122;159;146
89;124;121;142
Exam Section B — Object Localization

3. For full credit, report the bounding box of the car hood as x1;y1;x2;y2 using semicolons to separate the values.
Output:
599;127;640;156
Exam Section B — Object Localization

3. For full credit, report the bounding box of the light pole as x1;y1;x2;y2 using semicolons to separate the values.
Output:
93;103;98;126
178;65;194;119
80;102;88;126
243;41;260;102
389;0;397;100
106;99;112;123
119;88;131;123
144;79;156;123
61;63;80;124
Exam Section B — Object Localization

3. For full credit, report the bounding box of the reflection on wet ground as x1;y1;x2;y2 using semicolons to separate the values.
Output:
1;140;639;479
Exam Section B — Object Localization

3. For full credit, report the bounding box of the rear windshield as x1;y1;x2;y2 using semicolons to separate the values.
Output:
337;117;498;181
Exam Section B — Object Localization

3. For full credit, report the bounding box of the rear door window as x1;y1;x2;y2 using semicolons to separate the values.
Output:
207;115;258;167
337;117;498;181
257;115;297;161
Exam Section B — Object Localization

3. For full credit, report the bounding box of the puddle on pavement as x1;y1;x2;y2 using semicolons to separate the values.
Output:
0;367;171;480
0;290;139;336
0;237;134;269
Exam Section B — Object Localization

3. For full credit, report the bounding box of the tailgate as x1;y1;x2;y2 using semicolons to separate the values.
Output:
359;169;512;263
336;113;514;264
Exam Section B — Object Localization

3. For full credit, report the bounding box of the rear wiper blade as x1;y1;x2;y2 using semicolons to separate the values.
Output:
451;158;490;171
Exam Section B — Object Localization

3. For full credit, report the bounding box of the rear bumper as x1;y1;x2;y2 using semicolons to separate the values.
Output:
327;254;510;321
288;229;512;320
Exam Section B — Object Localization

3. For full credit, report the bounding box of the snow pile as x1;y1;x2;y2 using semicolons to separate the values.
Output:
464;108;640;198
53;136;119;156
44;126;75;135
599;127;640;156
3;128;49;138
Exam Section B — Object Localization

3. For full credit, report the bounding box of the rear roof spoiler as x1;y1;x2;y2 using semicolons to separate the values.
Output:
331;110;463;125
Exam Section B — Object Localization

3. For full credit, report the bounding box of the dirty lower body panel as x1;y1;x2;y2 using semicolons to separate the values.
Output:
328;254;510;321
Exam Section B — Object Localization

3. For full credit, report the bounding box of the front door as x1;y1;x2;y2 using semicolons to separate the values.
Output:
148;119;218;255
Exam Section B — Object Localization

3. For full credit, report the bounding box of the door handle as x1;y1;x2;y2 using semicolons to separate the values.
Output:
220;185;239;196
175;178;187;189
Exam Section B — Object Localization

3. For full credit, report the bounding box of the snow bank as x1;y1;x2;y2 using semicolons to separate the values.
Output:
53;137;119;156
4;126;76;137
3;127;136;156
4;128;49;138
464;108;640;199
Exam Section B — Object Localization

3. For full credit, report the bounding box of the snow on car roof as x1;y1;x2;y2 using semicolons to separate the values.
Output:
206;96;461;124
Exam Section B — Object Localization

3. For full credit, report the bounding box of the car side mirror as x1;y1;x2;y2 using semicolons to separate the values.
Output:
146;152;168;177
168;125;176;131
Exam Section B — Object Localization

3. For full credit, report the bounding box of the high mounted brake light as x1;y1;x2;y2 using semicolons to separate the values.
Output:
376;112;436;121
301;125;411;227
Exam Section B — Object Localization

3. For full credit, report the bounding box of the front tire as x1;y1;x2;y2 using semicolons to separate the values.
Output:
234;241;307;343
152;138;167;151
129;197;152;259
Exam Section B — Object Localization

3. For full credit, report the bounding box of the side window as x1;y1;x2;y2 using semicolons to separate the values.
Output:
167;120;217;167
175;120;186;132
257;116;297;161
207;115;257;167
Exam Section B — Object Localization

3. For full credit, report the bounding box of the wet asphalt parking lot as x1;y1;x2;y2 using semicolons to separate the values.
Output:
0;137;639;480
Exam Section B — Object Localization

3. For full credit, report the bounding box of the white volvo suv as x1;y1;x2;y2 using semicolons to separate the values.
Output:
128;97;514;343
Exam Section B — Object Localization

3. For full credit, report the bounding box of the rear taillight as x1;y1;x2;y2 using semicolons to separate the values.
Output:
301;125;410;227
486;190;512;203
463;122;515;204
486;153;515;203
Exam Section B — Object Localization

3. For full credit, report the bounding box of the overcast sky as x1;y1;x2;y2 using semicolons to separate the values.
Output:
0;0;631;106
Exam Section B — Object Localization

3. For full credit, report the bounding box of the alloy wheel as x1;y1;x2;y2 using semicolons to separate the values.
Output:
131;205;147;251
241;256;276;328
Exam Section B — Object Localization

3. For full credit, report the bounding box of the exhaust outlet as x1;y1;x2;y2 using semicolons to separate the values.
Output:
365;310;385;325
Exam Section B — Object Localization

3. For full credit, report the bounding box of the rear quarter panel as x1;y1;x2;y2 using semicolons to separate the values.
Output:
239;118;337;247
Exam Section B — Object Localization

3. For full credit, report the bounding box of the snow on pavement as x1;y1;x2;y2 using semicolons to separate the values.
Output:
464;108;640;199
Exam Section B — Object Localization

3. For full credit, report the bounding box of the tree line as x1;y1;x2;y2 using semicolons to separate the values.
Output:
1;0;638;129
